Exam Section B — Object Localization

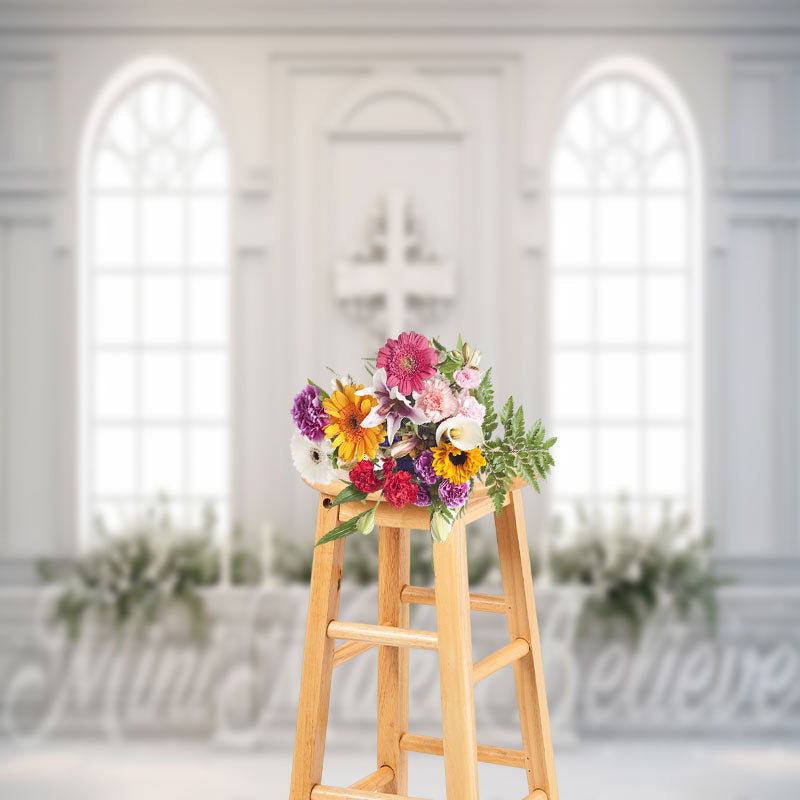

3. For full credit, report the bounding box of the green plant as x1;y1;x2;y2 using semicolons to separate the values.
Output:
550;496;729;638
38;500;263;644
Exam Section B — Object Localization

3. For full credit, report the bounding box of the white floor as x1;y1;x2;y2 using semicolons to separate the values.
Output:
0;740;799;800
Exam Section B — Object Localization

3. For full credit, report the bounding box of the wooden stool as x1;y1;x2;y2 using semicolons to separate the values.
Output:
289;477;558;800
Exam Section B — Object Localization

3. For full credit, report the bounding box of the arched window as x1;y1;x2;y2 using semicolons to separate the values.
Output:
548;61;700;531
81;64;229;541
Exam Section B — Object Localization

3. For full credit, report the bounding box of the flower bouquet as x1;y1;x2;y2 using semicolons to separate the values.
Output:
290;331;556;544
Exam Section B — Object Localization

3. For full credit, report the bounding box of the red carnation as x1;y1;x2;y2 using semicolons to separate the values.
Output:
383;470;418;509
349;459;383;493
381;458;396;479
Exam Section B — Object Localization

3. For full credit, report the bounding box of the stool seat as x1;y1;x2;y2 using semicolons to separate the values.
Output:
302;476;526;530
288;480;559;800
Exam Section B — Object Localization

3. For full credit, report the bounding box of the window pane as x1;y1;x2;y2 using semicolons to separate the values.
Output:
644;196;687;268
188;196;227;267
551;425;592;496
642;103;673;155
597;352;639;419
551;351;592;419
649;148;687;189
552;148;588;190
597;425;640;496
645;275;686;344
185;104;216;151
645;427;686;496
645;352;687;419
104;103;137;153
551;275;592;345
189;427;227;495
94;276;135;343
94;352;135;419
93;150;132;190
141;426;184;497
141;195;183;267
94;426;136;494
141;275;183;344
192;149;227;189
141;351;184;419
93;197;135;268
597;197;639;267
189;275;227;344
597;275;639;344
551;197;591;267
189;351;227;420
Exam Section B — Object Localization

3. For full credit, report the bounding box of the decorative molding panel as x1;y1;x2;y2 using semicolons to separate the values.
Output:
0;221;56;559
324;73;466;341
718;219;800;567
0;55;55;171
729;55;800;172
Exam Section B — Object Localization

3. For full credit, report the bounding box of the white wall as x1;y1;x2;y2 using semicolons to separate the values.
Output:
0;1;798;584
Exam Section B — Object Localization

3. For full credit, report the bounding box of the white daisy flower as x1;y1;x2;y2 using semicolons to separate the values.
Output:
290;431;335;485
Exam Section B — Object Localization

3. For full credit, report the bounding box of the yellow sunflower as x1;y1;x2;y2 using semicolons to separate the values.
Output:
323;384;384;462
431;442;486;484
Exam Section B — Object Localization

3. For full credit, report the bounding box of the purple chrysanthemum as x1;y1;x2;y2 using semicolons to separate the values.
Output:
414;485;432;507
414;450;437;485
438;479;469;509
291;384;329;442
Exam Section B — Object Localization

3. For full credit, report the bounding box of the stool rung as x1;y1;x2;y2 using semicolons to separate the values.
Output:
399;732;527;769
311;786;429;800
400;585;507;614
473;637;530;683
349;765;394;790
524;792;548;800
327;620;438;650
332;640;375;668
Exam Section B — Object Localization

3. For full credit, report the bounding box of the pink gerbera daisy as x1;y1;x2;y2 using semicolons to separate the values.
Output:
376;331;438;395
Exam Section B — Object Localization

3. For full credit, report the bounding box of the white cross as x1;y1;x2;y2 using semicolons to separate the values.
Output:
335;189;455;337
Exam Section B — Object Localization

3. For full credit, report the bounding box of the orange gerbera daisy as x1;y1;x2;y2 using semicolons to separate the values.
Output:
323;384;384;462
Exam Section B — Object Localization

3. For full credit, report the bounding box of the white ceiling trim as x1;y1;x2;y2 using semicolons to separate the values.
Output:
2;1;800;35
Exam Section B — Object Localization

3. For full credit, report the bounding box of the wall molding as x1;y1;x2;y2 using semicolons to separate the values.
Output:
3;1;800;35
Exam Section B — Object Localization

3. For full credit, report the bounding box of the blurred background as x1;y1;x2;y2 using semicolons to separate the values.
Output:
0;0;799;798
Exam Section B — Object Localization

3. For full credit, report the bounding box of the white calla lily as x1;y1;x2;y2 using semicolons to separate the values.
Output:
430;511;453;544
435;415;485;451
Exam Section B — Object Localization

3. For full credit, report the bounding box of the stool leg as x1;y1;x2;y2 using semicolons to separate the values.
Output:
377;526;411;794
289;497;346;800
495;490;559;800
433;519;480;800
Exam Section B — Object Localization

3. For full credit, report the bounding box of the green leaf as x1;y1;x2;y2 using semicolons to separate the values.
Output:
315;509;374;546
306;378;330;399
501;396;514;422
330;483;369;506
513;405;525;437
431;337;447;353
544;436;557;449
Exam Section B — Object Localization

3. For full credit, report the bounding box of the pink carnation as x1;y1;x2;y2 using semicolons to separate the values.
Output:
454;368;481;389
416;378;458;423
457;393;486;423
